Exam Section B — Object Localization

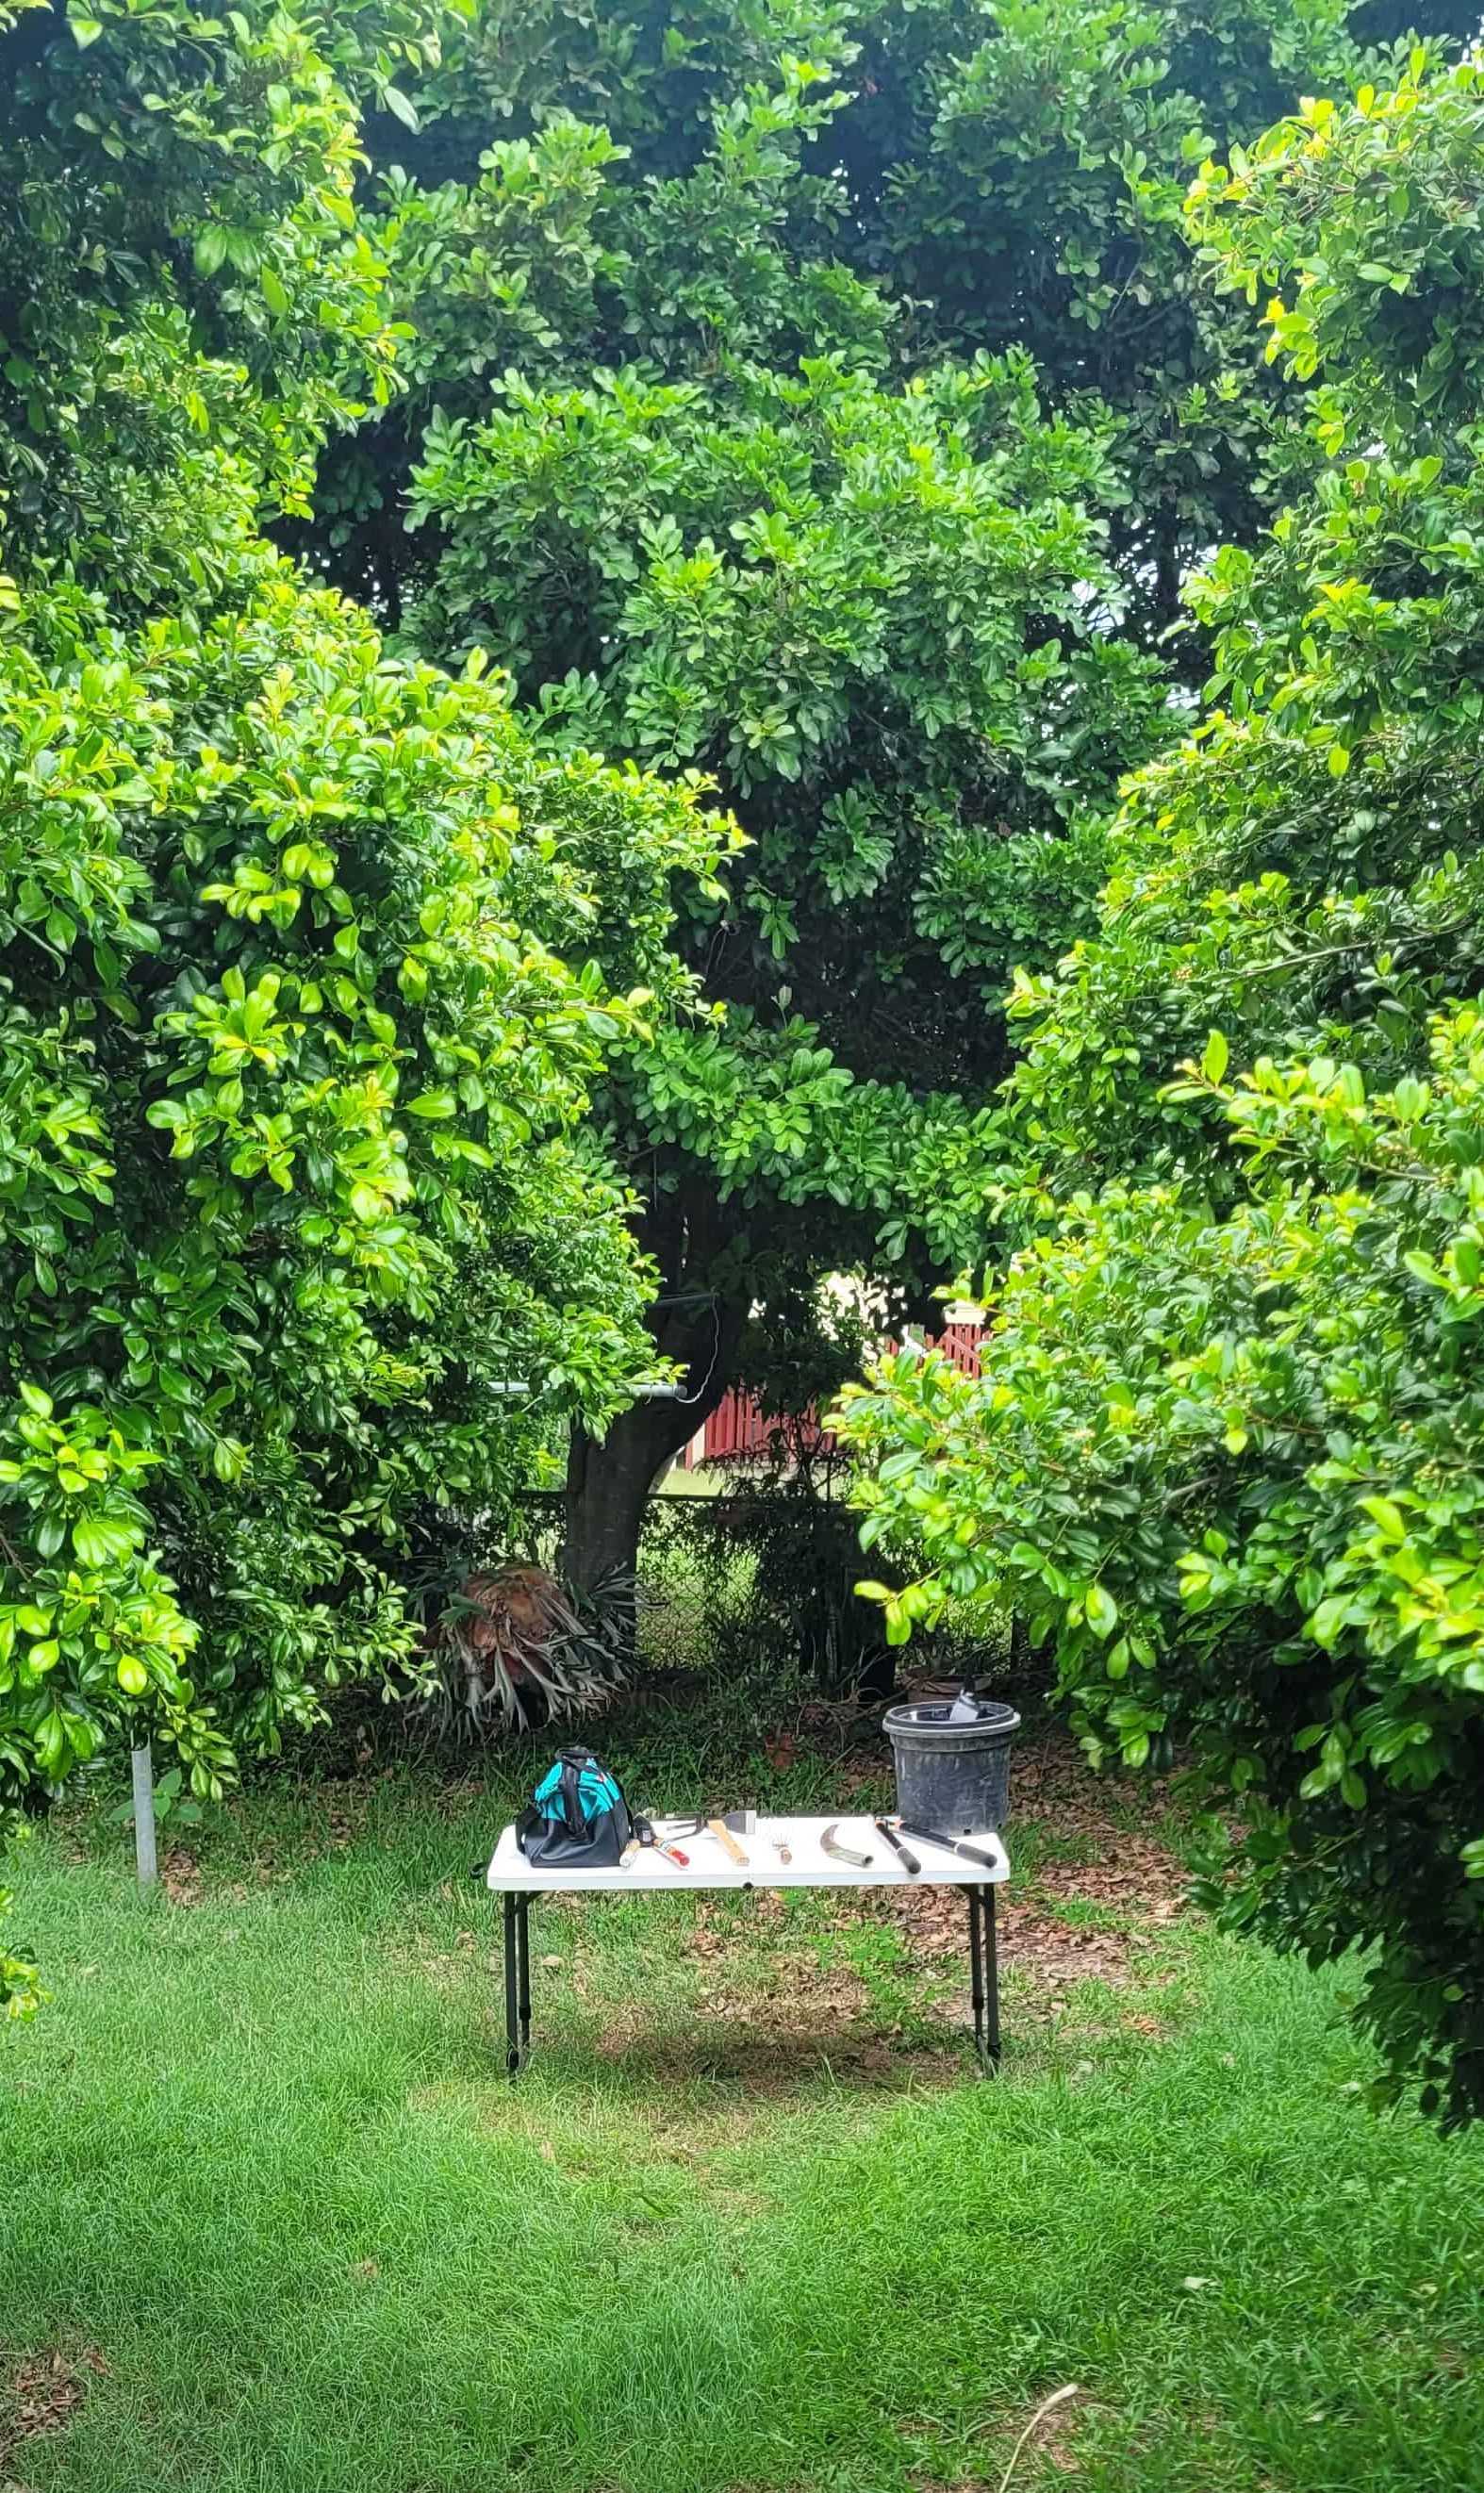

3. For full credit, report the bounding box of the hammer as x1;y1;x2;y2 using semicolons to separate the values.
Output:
706;1808;755;1866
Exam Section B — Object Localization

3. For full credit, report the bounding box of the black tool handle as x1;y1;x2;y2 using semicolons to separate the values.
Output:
873;1817;921;1874
899;1821;1000;1870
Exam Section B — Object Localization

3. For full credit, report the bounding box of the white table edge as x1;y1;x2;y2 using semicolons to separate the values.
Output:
485;1810;1009;1892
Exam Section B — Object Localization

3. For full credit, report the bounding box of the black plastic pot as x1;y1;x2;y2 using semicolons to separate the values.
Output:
882;1692;1020;1834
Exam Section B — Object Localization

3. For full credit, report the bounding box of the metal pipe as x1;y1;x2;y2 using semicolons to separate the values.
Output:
130;1743;158;1888
487;1379;684;1398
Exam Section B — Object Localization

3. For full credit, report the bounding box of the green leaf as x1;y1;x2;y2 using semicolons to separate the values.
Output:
194;227;229;278
68;12;104;45
382;85;420;131
1200;1029;1228;1083
72;1514;122;1567
1085;1583;1118;1638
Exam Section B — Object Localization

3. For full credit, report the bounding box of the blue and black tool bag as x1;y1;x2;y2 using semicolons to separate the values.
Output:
517;1747;637;1868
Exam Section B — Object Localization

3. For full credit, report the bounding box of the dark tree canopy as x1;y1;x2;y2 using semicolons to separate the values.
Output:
314;0;1481;632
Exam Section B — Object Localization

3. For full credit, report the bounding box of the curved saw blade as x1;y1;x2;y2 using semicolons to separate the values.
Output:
820;1822;873;1870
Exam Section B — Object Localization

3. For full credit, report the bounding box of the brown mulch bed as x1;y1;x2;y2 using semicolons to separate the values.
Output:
833;1726;1188;1995
648;1726;1192;2047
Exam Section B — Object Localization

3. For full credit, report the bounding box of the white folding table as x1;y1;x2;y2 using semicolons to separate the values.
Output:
485;1812;1009;2077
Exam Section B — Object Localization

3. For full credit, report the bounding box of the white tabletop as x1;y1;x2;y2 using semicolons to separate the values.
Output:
486;1812;1008;1893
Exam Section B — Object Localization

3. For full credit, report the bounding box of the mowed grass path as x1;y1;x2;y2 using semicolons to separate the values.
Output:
3;1741;1483;2493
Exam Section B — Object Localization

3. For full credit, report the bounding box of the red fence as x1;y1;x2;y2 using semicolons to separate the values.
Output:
682;1323;982;1469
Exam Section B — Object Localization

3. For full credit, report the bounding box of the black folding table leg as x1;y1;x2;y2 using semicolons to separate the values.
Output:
516;1894;533;2061
966;1884;987;2072
983;1883;1001;2068
503;1893;521;2079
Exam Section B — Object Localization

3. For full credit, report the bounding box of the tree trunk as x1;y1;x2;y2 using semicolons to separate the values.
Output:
564;1404;684;1591
563;1181;746;1595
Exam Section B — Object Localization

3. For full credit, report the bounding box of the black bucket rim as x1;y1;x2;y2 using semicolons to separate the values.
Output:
883;1698;1020;1742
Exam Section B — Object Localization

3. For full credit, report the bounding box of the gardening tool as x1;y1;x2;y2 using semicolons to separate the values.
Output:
873;1817;921;1874
706;1808;754;1866
619;1816;691;1870
820;1822;873;1870
641;1825;690;1868
896;1821;1000;1870
769;1828;793;1866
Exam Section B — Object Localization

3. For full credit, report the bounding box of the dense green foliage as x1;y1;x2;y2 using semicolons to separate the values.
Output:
0;563;719;1756
331;0;1465;1571
0;0;438;598
410;345;1163;1180
0;0;730;2009
324;0;1481;630
838;64;1484;2123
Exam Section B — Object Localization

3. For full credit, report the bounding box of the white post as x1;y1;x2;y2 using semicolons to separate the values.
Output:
130;1742;158;1887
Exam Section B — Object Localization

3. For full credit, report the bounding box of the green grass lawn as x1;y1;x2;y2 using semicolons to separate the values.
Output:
3;1725;1482;2493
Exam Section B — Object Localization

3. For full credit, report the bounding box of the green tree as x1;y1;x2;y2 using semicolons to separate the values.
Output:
0;0;731;2006
352;10;1175;1580
312;0;1480;630
835;61;1484;2124
411;348;1170;1582
0;0;450;598
306;0;1474;1590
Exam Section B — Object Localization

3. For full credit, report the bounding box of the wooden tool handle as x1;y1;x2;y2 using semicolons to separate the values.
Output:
707;1816;748;1865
